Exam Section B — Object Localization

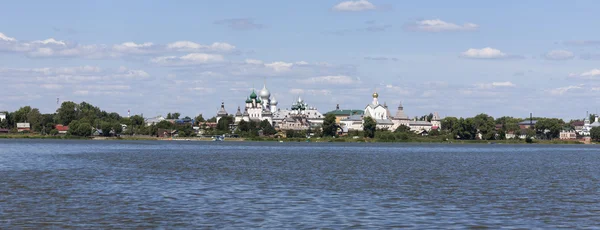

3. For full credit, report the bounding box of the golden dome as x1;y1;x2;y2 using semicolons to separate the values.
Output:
372;92;379;98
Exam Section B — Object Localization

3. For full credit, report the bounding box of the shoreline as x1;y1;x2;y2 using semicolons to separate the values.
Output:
0;134;590;144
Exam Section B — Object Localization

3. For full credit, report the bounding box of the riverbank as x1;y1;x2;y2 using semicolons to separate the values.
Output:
0;134;588;144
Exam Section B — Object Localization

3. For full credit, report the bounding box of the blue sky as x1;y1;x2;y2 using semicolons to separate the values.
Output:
1;0;600;120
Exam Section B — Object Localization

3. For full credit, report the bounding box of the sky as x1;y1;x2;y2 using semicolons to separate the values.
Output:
1;0;600;120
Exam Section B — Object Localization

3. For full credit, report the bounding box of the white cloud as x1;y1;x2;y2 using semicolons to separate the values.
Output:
167;41;235;52
265;61;294;72
0;32;16;42
151;53;224;65
544;50;574;60
475;81;516;89
28;48;55;57
332;0;376;11
112;42;155;54
0;32;236;60
407;19;478;32
548;85;582;95
32;38;66;46
244;59;264;65
298;75;357;84
460;47;509;59
569;69;600;79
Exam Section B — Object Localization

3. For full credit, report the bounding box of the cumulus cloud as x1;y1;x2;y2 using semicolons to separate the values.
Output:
0;32;16;42
544;50;574;60
569;69;600;80
214;18;264;30
265;61;294;72
405;19;478;32
332;0;376;12
166;41;235;52
151;53;225;65
298;75;358;84
460;47;516;59
112;42;155;54
475;81;516;89
0;32;236;59
548;85;583;95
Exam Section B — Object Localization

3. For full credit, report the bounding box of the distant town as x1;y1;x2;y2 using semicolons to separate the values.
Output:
1;82;599;143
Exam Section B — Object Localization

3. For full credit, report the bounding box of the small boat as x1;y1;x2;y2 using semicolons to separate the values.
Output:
213;136;224;142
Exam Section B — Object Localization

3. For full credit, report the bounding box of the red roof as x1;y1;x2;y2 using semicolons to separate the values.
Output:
55;125;69;132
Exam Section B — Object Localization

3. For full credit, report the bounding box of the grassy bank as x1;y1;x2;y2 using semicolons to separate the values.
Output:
0;133;588;144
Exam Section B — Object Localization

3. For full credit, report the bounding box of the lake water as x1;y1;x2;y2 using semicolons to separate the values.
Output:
1;139;599;228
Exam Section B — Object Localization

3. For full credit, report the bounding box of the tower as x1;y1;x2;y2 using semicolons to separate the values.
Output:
235;106;243;123
216;102;228;123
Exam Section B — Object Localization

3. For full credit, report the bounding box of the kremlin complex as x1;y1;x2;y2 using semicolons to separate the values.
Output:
216;83;442;135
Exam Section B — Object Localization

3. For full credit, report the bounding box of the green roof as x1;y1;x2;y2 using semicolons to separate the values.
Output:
250;90;257;99
326;109;364;116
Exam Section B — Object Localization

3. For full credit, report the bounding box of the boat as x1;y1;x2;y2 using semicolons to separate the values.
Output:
213;135;224;142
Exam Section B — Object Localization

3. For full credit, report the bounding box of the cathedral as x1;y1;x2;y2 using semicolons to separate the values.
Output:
237;84;276;124
339;91;441;133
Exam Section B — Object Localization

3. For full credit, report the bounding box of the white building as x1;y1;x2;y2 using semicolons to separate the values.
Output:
216;102;228;123
0;112;6;121
272;97;324;130
145;115;165;126
339;92;441;133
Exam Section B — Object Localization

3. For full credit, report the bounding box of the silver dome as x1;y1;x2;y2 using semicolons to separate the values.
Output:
270;96;278;105
259;84;270;99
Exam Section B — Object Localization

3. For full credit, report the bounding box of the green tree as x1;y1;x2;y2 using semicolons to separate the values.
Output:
455;118;477;140
27;108;42;132
441;117;459;132
207;116;217;122
0;118;8;129
591;127;600;141
156;120;174;129
237;120;249;133
195;114;205;124
49;129;59;136
535;118;564;140
13;106;32;123
216;116;233;132
100;121;114;136
68;120;92;137
260;120;276;136
56;101;78;125
363;116;377;138
130;115;144;126
472;113;496;140
394;125;411;133
322;113;338;137
41;114;55;135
